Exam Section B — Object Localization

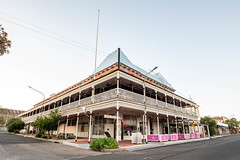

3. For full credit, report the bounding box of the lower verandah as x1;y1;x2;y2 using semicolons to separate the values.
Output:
57;107;205;142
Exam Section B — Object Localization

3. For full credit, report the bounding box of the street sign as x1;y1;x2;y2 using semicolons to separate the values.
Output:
192;123;195;127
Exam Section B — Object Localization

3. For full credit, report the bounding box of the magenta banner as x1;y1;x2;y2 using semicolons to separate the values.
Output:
147;134;159;141
185;134;190;139
178;134;185;139
196;134;200;138
170;134;178;141
160;134;169;142
191;134;195;139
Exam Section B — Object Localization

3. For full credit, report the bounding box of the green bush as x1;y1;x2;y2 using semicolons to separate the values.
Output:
35;133;42;138
7;118;25;133
90;138;104;151
102;137;119;149
90;137;119;151
14;130;20;134
41;135;47;139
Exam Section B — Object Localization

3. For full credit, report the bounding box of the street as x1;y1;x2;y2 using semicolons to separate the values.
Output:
0;130;104;160
82;135;240;160
1;129;240;160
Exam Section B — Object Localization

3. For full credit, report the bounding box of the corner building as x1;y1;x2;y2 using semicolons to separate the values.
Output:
20;48;202;142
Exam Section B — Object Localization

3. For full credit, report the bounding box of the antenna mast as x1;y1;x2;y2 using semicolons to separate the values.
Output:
93;9;100;80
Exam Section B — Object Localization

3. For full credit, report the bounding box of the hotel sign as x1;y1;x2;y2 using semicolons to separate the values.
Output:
104;115;120;119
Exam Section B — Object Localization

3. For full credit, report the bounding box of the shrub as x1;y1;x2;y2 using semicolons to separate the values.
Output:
14;130;20;134
90;137;119;151
35;133;42;138
102;137;119;149
7;118;25;133
41;135;47;139
90;138;104;151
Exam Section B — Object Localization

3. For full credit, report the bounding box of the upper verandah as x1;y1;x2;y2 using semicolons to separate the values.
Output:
33;48;180;108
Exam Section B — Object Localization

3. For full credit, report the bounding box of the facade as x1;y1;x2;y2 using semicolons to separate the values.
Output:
212;116;228;123
20;48;203;142
0;107;25;127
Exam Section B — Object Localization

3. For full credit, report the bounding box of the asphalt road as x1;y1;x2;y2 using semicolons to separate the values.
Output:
82;134;240;160
1;129;240;160
0;129;104;160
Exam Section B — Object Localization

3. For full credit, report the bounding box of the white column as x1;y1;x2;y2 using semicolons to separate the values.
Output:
182;119;185;135
75;114;79;141
175;118;178;135
88;113;92;143
203;125;206;138
207;125;210;138
143;114;145;142
116;107;119;142
91;84;95;103
188;120;190;134
167;116;170;140
197;122;200;134
157;115;160;135
145;114;148;143
56;120;60;139
65;116;69;140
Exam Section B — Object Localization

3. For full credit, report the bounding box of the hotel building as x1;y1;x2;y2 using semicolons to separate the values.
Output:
20;48;203;142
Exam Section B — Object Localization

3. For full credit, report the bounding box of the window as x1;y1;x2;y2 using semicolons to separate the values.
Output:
123;115;137;136
50;103;55;109
93;116;105;135
70;92;79;102
62;97;69;105
55;100;62;107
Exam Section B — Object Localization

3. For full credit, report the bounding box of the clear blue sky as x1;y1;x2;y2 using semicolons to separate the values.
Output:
0;0;240;119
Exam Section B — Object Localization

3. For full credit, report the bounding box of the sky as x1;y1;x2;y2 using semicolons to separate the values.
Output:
0;0;239;120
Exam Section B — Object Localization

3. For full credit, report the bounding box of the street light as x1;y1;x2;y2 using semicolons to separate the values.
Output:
143;66;158;143
28;86;45;115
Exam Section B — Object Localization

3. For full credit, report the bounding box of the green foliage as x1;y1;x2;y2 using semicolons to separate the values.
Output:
41;135;47;139
35;133;42;138
0;116;4;125
90;138;104;151
0;25;11;56
225;118;239;132
200;116;217;136
90;137;119;151
58;133;76;139
31;109;61;138
6;118;25;132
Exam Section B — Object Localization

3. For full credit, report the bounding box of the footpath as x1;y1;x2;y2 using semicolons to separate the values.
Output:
11;132;228;152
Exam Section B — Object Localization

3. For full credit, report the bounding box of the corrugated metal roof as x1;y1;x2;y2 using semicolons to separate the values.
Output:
95;49;174;90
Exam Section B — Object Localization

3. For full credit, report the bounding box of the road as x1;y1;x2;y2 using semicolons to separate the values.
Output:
1;129;240;160
82;134;240;160
0;129;104;160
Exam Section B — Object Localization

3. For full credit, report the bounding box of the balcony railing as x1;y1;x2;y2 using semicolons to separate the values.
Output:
80;97;92;106
69;101;79;109
94;88;117;103
118;88;144;104
23;88;198;120
145;96;156;106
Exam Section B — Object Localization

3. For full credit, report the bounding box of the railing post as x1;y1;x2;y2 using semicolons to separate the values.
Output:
88;111;92;143
167;115;170;140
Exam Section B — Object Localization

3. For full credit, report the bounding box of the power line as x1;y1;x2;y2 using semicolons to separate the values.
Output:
0;17;108;56
0;11;108;56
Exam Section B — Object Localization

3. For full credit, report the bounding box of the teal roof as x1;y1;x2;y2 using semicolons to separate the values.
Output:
95;49;175;90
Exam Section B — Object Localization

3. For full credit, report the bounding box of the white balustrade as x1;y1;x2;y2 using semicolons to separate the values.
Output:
145;96;156;106
80;97;92;106
166;103;175;110
69;101;79;109
118;88;144;104
157;100;166;108
175;106;182;112
60;104;68;111
94;88;117;103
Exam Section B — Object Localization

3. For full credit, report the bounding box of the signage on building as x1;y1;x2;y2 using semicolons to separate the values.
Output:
104;115;121;119
192;123;195;127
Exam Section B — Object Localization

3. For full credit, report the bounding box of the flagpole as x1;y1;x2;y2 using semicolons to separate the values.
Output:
94;9;100;80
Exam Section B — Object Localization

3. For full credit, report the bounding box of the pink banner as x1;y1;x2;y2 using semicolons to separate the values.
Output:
147;135;159;141
178;134;185;139
191;134;195;139
185;134;190;139
160;134;169;142
170;134;178;141
196;134;200;138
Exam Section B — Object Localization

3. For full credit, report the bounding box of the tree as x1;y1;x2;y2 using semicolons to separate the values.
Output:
31;109;61;138
6;118;25;133
225;118;239;133
0;25;11;56
0;116;4;125
200;116;217;136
